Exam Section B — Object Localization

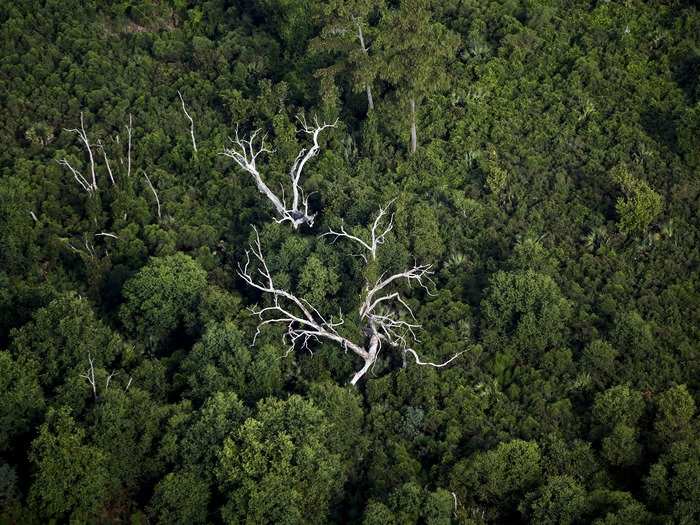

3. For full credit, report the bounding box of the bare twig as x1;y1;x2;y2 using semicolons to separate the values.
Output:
321;199;395;261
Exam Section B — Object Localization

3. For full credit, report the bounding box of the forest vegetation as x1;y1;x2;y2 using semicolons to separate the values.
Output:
1;0;699;523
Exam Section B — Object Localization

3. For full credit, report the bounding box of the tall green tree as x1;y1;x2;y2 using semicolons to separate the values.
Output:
311;0;382;111
375;0;459;153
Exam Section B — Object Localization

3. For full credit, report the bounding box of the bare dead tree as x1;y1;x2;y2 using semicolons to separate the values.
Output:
125;114;133;177
410;98;417;155
177;90;197;154
221;115;338;229
238;205;464;386
63;234;97;260
79;352;98;400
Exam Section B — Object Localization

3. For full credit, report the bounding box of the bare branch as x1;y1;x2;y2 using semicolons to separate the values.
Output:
291;115;339;211
125;114;133;178
57;158;92;194
29;211;38;222
64;112;98;191
79;352;97;400
105;370;118;390
97;139;116;186
177;90;197;154
238;227;369;366
360;264;435;322
403;348;465;368
142;170;161;221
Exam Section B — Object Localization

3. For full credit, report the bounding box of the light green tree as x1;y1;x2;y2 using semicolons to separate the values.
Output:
612;167;663;236
218;395;344;524
29;407;111;522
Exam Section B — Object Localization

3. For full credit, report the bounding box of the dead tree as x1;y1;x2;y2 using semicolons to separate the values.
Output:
238;205;463;386
221;115;338;229
142;170;161;221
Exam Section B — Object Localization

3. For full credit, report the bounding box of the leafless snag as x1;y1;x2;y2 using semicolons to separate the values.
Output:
63;234;97;260
238;204;464;386
351;14;374;110
177;90;197;154
79;352;98;400
221;115;338;229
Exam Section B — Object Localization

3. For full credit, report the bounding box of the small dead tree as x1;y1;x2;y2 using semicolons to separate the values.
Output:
61;112;98;193
58;112;134;194
221;115;338;229
238;204;463;386
79;352;129;401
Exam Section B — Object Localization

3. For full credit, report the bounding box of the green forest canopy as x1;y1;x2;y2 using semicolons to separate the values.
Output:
1;0;699;523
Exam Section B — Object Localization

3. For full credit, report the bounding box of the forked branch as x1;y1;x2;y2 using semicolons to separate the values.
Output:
221;115;338;229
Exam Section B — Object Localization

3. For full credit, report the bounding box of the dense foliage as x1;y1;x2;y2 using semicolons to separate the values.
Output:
1;0;699;523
